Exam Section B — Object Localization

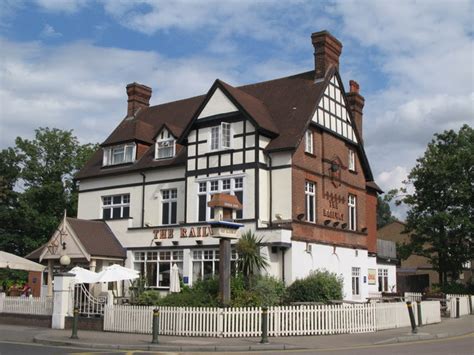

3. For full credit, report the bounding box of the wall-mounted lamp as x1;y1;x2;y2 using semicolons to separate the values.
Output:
341;223;347;229
172;240;179;246
324;219;331;226
297;213;305;221
330;162;340;172
196;240;203;245
62;241;67;250
333;221;339;227
154;241;161;246
361;227;367;233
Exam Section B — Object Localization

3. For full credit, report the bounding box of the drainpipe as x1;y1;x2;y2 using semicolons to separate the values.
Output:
281;248;285;284
268;154;273;227
139;172;146;228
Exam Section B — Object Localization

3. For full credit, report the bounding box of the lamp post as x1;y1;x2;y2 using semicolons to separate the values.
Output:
59;255;71;273
208;194;243;306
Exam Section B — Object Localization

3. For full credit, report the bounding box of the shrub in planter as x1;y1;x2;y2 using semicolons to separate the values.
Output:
285;270;343;303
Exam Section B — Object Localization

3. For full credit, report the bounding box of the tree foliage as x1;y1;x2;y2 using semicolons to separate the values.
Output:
236;230;269;278
0;128;98;255
394;125;473;285
376;195;396;229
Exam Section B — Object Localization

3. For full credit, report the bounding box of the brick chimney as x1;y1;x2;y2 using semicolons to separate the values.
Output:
346;80;365;144
126;82;152;117
311;30;343;81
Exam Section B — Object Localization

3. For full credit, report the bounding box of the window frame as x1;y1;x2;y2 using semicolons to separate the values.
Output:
155;129;176;160
378;268;389;292
192;248;238;282
133;250;183;289
305;130;314;154
161;188;178;225
352;267;361;296
102;193;130;220
210;122;232;151
305;181;316;223
103;143;136;166
348;194;357;231
348;149;356;171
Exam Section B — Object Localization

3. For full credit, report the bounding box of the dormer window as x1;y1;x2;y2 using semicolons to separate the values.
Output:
155;129;176;160
103;143;136;166
210;122;231;151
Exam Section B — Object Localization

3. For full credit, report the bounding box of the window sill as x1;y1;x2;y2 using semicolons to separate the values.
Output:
154;156;175;161
304;151;316;157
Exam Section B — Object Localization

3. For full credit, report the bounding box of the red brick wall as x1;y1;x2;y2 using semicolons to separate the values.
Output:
366;190;377;253
291;126;373;249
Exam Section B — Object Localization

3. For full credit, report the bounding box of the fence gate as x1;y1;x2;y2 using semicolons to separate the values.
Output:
74;283;108;317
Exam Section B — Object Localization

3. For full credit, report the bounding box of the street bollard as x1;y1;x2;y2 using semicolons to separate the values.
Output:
469;295;473;315
406;301;417;334
456;297;460;318
71;307;79;339
151;308;159;344
417;300;423;326
260;306;269;344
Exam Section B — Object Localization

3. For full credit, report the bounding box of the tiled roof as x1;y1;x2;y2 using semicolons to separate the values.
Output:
26;218;126;260
76;69;375;183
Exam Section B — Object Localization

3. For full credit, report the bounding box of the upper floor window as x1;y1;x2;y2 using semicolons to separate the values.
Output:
198;177;243;222
102;194;130;220
103;143;135;166
348;149;355;171
210;122;231;151
305;130;314;154
161;189;177;225
305;181;316;222
155;129;175;160
348;194;357;231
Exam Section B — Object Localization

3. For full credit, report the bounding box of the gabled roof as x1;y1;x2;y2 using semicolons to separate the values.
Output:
102;117;155;147
76;69;377;188
26;218;126;261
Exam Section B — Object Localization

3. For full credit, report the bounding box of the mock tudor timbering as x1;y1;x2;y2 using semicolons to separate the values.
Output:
72;30;393;300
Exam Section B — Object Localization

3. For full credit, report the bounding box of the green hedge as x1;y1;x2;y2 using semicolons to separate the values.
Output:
285;270;343;303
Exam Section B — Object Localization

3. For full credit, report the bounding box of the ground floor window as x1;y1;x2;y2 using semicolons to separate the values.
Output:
133;250;183;288
378;268;389;292
192;249;238;281
352;267;360;296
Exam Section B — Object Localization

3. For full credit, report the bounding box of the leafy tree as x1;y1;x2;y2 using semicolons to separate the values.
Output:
236;230;269;278
377;195;397;229
394;125;473;285
0;128;98;255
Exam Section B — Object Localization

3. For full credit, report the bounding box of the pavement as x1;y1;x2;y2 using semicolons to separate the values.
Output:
1;315;473;352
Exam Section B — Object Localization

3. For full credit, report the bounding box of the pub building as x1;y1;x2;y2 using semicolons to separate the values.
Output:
28;30;397;300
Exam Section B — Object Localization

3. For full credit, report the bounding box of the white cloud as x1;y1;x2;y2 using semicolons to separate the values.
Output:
40;24;62;38
35;0;88;13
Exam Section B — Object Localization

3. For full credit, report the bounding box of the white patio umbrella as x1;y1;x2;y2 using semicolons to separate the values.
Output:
169;264;181;293
0;251;45;272
70;266;99;284
95;264;139;283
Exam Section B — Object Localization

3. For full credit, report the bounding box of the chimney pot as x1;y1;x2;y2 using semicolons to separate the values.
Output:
349;80;360;94
126;82;152;117
311;30;343;80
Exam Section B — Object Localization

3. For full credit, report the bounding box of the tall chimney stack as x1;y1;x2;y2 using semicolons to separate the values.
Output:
346;80;365;144
126;82;152;117
311;30;342;81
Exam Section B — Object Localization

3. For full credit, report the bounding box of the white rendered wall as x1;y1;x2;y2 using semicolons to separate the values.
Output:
289;241;372;301
271;167;292;220
198;88;238;119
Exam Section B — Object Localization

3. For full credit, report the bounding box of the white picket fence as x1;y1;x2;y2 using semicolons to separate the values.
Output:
0;294;53;316
104;301;441;337
404;292;422;302
446;294;472;318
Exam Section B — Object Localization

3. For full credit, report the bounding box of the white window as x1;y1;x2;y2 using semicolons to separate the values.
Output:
352;267;360;296
155;129;175;159
161;189;177;225
134;251;183;288
197;177;244;222
348;194;357;231
192;249;238;282
348;149;355;171
103;143;136;166
305;130;314;154
102;194;130;220
210;123;232;151
305;181;316;222
378;269;389;292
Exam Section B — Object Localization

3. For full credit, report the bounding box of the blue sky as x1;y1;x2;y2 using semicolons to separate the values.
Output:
1;0;473;218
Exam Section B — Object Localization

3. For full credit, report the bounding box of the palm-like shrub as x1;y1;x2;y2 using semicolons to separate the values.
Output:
236;230;269;278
